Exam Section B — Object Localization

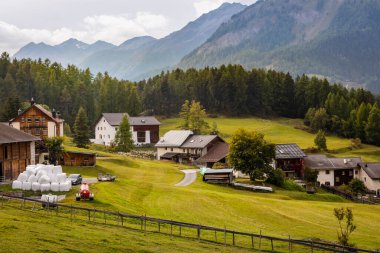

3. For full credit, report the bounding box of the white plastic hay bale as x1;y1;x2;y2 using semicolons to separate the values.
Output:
40;183;51;192
17;173;28;182
26;164;36;169
12;180;22;190
24;170;33;178
32;182;41;191
41;194;58;203
53;166;62;175
28;175;38;183
50;174;58;183
38;175;51;184
59;182;71;192
57;173;67;183
22;182;32;191
36;170;47;180
50;182;60;192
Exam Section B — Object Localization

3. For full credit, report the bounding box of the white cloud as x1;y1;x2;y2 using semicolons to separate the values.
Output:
0;12;169;55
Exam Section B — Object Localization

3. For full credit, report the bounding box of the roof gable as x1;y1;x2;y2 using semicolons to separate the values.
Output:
305;155;362;170
0;124;41;144
181;135;221;148
155;130;193;147
358;163;380;179
10;104;63;123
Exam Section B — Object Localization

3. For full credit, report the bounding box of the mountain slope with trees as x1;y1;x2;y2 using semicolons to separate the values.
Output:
180;0;380;93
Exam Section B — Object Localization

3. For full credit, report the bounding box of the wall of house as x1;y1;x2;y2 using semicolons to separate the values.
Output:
157;147;183;160
62;153;96;166
0;141;33;180
358;168;380;192
10;122;20;130
59;122;64;136
132;125;159;144
317;169;335;186
95;117;117;146
47;121;56;137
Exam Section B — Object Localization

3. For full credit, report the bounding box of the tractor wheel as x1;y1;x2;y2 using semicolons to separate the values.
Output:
76;197;80;201
89;194;94;201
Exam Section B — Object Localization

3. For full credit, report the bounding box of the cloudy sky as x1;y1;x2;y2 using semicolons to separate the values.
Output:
0;0;256;55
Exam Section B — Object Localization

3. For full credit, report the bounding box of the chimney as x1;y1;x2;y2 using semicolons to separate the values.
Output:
18;109;22;115
52;108;57;118
31;97;35;106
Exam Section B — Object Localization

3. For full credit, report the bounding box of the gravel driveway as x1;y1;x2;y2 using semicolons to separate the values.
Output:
175;170;198;187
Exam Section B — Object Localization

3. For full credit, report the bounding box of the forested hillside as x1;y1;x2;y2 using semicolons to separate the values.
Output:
1;52;380;145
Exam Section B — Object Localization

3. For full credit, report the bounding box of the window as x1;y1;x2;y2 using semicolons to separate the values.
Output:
100;127;102;130
183;149;185;153
342;171;345;176
325;181;330;186
165;147;167;150
27;117;32;123
108;135;110;139
355;170;359;175
171;148;173;152
336;177;340;183
98;127;99;130
349;171;353;176
42;117;46;122
137;131;146;143
325;170;330;175
21;117;25;122
115;128;118;131
99;134;102;139
35;117;40;123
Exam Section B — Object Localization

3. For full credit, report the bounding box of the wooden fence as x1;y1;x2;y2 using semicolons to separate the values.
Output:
321;185;379;205
0;194;378;253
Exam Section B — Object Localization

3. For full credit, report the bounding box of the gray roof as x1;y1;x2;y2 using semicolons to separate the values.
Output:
181;135;220;148
101;113;160;126
275;144;306;159
196;142;229;163
304;155;362;170
155;130;193;147
358;163;380;179
0;124;41;144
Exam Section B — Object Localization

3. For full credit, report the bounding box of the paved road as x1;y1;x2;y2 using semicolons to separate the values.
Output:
82;178;98;184
175;170;199;187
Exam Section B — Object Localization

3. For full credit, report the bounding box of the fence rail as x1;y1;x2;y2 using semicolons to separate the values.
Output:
321;185;379;205
0;194;378;253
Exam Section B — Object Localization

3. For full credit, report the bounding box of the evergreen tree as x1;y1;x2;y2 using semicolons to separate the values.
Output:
365;104;380;145
114;115;133;152
179;100;190;129
73;107;91;148
0;96;21;121
314;130;327;150
355;102;371;141
63;123;72;137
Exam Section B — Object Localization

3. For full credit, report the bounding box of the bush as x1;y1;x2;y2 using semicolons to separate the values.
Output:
350;138;362;149
266;169;285;187
283;180;306;192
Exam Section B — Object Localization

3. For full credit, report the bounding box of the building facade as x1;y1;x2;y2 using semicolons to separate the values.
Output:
274;144;307;178
0;124;40;180
9;101;64;138
94;113;160;146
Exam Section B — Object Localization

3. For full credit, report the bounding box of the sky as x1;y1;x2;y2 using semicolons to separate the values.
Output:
0;0;256;55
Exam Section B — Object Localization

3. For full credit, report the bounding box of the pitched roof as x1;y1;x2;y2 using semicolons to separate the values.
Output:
275;144;306;159
0;124;41;144
358;163;380;179
304;154;362;170
155;130;193;147
34;105;64;123
101;113;160;126
181;135;220;148
196;142;229;163
204;168;233;174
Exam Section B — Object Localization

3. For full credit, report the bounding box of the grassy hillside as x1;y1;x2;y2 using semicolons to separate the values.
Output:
160;117;380;162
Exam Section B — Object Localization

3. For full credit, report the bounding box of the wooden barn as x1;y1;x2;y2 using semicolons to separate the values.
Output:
203;169;234;184
62;151;96;167
275;144;306;178
0;123;40;181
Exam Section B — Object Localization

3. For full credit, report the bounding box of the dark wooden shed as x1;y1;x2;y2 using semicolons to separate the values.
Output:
62;151;96;167
203;169;234;184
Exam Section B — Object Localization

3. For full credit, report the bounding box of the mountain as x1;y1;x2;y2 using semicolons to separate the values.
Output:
179;0;380;93
79;2;246;80
14;38;116;66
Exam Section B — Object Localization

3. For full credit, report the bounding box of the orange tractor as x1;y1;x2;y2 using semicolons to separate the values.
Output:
75;183;94;201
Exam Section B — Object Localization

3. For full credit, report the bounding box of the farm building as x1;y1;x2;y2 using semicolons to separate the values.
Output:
155;130;228;166
94;113;160;146
357;163;380;195
304;154;362;186
9;98;64;138
62;151;96;167
203;169;234;184
0;123;40;181
274;144;306;178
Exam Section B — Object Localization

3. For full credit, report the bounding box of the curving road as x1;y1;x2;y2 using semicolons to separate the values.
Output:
175;169;199;186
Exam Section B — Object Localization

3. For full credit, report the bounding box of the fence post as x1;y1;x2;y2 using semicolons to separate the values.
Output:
288;235;291;253
271;239;274;251
215;230;217;242
251;235;254;249
179;225;181;236
1;195;3;208
88;210;90;221
93;209;96;223
310;239;313;253
158;222;160;232
170;220;173;240
232;232;235;246
70;204;73;221
141;216;143;231
197;225;201;241
224;226;227;246
104;212;106;224
259;230;262;253
121;214;123;226
144;214;146;236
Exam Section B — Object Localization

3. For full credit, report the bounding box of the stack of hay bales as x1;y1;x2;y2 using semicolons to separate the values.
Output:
12;164;72;192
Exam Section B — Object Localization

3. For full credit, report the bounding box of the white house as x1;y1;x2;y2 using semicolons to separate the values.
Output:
304;154;362;187
357;163;380;195
94;113;160;146
155;130;229;167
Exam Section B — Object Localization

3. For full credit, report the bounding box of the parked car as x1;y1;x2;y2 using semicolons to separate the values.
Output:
68;174;82;185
